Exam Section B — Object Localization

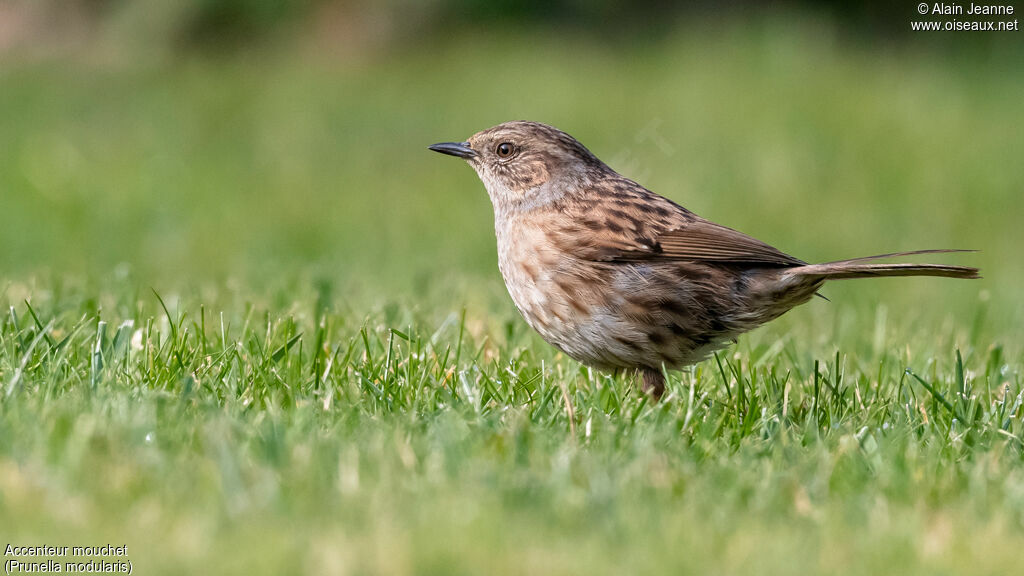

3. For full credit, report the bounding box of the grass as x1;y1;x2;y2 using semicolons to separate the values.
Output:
3;284;1022;574
2;17;1023;575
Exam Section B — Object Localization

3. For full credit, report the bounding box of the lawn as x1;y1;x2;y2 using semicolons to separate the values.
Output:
1;19;1023;575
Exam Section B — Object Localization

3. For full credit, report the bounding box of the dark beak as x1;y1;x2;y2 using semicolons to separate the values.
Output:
429;141;477;159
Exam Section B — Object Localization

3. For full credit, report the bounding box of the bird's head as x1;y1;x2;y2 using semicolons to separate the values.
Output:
430;121;607;216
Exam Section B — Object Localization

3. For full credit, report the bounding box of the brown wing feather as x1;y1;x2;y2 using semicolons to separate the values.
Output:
552;176;804;267
616;219;805;266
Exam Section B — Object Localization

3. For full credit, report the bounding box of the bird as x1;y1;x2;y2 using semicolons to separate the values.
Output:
429;121;978;400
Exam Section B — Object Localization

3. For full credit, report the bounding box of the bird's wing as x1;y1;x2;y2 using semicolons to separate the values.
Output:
551;180;805;267
614;219;806;267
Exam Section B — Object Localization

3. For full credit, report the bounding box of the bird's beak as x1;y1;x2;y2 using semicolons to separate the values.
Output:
429;141;478;159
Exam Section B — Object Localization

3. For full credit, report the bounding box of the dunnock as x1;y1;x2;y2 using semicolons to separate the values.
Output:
430;121;978;400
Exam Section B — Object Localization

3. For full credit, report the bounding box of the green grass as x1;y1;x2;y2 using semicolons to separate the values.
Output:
2;17;1023;575
3;284;1023;574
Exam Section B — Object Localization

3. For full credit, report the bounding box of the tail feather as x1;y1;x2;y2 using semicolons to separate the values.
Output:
796;250;980;281
819;249;976;265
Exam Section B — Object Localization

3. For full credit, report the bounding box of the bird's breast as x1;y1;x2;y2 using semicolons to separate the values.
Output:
495;221;564;332
494;218;638;369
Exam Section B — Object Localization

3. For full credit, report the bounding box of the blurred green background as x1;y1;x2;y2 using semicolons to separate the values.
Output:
2;1;1021;329
0;5;1019;286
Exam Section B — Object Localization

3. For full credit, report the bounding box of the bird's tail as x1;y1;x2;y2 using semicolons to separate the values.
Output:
794;249;980;280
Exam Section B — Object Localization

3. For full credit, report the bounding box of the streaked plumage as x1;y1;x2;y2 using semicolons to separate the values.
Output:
430;121;978;399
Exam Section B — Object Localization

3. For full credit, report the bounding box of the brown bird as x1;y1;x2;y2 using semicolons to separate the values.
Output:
429;121;978;400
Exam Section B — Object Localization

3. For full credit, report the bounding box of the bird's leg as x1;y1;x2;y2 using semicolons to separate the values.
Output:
640;368;665;401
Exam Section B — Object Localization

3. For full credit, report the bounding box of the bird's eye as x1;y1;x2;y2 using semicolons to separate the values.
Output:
496;142;515;158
